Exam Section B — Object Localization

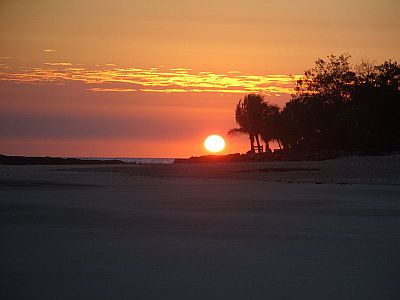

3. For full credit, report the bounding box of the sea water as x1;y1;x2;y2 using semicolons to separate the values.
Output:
78;157;175;164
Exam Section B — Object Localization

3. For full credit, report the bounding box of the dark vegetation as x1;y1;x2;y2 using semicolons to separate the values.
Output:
229;54;400;154
174;151;349;163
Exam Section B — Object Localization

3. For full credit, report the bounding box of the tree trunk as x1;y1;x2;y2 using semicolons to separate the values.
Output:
277;140;283;150
265;140;271;153
249;135;255;153
255;135;262;153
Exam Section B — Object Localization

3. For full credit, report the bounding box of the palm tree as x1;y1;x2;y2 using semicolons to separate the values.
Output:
228;93;265;153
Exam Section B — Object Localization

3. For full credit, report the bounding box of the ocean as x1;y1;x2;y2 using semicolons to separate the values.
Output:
78;157;175;164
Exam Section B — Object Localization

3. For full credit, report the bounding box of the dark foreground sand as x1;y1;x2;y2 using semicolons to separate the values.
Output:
1;155;400;299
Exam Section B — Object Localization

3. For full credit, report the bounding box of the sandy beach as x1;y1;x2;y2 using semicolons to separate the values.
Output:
1;155;400;299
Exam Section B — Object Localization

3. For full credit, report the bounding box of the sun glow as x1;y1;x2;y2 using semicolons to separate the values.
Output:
204;135;225;153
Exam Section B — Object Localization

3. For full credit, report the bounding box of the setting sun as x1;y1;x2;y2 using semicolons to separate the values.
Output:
204;135;225;153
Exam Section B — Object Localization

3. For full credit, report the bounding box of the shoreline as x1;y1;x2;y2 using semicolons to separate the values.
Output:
175;150;400;163
2;150;400;165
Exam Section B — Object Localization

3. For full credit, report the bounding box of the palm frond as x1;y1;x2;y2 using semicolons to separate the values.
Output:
227;128;247;137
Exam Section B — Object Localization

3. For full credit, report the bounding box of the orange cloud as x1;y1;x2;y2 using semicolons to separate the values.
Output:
44;62;73;66
0;63;301;95
87;87;137;92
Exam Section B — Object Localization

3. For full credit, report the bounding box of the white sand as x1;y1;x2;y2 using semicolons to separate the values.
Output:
1;155;400;299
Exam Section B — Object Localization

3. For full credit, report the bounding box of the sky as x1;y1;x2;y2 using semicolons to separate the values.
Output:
1;0;399;158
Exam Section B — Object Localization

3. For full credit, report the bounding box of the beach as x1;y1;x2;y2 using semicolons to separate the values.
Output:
1;155;400;299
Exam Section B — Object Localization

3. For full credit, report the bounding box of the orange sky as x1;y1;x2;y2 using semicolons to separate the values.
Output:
1;0;399;158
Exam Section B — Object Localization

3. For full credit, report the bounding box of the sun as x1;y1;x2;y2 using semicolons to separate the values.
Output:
204;135;225;153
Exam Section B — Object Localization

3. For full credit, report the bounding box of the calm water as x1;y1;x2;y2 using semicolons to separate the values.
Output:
79;157;175;164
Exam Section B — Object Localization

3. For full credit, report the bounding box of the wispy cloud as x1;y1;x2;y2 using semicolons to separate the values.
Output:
0;63;301;95
87;87;137;92
44;62;73;66
43;49;56;53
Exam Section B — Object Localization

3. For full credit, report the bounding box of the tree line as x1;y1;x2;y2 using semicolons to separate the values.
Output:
228;54;400;153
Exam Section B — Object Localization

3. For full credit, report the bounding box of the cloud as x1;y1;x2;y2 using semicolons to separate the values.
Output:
87;88;136;92
43;49;56;53
44;62;73;66
0;63;301;95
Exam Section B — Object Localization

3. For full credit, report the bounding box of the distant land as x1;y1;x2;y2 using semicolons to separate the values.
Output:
174;150;398;163
0;155;126;165
2;150;399;165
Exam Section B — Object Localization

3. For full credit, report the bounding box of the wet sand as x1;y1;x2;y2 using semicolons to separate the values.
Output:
1;155;400;299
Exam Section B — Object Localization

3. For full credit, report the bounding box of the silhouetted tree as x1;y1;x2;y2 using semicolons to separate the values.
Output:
229;54;400;154
260;102;281;151
349;60;400;150
283;54;400;152
228;93;265;153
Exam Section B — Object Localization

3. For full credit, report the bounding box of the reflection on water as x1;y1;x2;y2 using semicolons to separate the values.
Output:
79;157;175;164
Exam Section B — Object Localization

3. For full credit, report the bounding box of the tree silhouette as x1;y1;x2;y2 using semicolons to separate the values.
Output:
260;102;280;151
284;54;400;152
229;54;400;154
228;93;265;153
